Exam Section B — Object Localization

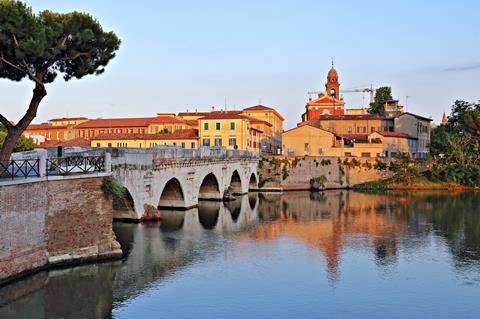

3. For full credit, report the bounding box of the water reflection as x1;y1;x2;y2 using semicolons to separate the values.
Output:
1;191;480;318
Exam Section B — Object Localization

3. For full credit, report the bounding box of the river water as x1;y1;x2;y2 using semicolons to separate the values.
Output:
1;191;480;319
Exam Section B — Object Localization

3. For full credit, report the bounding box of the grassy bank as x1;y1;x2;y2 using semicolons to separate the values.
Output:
353;176;471;191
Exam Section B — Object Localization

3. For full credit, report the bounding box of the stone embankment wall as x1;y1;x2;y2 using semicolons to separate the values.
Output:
258;156;392;190
0;177;121;285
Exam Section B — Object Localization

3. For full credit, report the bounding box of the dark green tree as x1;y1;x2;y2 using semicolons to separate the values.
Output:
429;100;480;186
0;0;120;161
0;124;36;152
368;86;393;115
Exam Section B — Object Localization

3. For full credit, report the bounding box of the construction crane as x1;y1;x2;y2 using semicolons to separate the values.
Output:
308;85;375;104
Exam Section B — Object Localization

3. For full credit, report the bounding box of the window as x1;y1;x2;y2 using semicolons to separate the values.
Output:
390;152;397;157
108;143;112;147
214;137;222;146
361;152;371;158
96;143;101;147
216;122;221;130
230;122;235;130
176;125;182;130
181;142;185;148
173;142;177;146
371;127;376;133
253;141;257;148
228;137;237;146
356;126;366;133
348;126;352;134
191;142;196;148
344;152;352;157
202;138;210;146
204;123;209;130
304;143;310;151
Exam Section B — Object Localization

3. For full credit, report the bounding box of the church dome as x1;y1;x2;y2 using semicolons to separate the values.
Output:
328;67;338;78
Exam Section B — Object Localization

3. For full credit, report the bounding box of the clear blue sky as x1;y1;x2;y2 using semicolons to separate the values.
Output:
2;0;479;129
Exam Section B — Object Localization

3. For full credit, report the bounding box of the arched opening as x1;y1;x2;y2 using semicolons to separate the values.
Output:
198;173;221;201
198;201;220;229
158;178;185;209
248;193;258;210
230;170;242;195
160;210;185;232
224;198;242;222
113;187;136;220
249;173;258;190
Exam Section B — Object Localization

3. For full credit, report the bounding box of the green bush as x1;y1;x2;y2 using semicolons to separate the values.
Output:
102;177;125;199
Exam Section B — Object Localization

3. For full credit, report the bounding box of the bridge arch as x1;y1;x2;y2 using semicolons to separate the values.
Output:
249;172;258;189
113;186;137;220
229;170;243;195
198;172;222;201
198;201;220;229
159;178;186;209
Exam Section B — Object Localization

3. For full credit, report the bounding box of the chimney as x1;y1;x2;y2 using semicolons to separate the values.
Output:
211;106;215;112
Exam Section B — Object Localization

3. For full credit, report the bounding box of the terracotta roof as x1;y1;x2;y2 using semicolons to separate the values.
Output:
183;120;199;126
75;117;155;128
150;116;190;124
242;105;285;121
26;124;67;130
37;138;91;148
49;117;88;122
243;105;274;111
178;111;212;117
75;116;191;129
91;129;199;141
199;111;250;120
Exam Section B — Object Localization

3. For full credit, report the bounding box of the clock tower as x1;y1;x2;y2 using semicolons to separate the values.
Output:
325;66;340;100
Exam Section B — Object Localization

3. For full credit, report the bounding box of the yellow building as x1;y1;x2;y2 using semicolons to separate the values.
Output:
91;129;199;149
198;111;262;152
282;124;417;158
282;124;337;156
241;105;284;154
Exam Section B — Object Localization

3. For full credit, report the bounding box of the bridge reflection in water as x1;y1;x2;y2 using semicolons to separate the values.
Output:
1;191;480;318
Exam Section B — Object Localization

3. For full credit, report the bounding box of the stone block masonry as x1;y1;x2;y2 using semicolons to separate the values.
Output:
0;177;122;286
258;156;393;190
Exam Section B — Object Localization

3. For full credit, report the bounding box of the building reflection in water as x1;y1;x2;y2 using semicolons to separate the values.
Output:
1;191;480;318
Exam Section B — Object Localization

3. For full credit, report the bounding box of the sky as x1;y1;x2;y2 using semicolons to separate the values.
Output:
1;0;479;129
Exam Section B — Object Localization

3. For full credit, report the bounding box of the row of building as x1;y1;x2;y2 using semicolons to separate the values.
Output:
24;105;285;154
23;65;433;158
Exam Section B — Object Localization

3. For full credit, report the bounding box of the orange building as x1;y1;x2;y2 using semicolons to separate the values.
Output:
23;124;73;144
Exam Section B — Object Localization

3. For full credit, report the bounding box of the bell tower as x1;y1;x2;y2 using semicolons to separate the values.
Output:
325;61;340;100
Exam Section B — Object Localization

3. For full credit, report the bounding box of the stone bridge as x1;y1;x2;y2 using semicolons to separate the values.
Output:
111;147;259;220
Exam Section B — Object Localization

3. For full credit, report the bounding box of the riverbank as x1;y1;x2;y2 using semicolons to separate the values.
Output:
352;176;477;191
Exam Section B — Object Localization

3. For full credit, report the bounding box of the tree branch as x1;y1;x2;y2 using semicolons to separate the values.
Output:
0;53;26;74
0;113;14;130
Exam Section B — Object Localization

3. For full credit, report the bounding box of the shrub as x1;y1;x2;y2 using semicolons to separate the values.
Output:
102;177;125;199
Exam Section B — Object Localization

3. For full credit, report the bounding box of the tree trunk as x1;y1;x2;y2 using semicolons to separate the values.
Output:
0;85;47;162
